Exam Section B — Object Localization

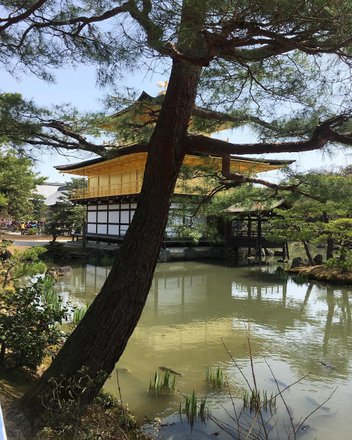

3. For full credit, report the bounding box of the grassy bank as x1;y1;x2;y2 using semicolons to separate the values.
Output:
0;369;150;440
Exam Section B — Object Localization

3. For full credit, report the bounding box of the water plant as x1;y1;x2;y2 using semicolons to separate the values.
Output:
40;277;63;314
72;303;90;326
242;388;276;414
148;369;176;397
180;390;207;427
206;365;225;389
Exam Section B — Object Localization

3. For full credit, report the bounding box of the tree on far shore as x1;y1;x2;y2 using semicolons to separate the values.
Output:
268;169;352;264
0;149;44;220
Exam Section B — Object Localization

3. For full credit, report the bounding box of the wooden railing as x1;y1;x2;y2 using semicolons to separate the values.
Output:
70;180;143;199
70;177;210;200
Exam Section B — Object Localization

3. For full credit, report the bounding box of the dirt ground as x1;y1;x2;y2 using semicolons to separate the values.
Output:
1;233;70;252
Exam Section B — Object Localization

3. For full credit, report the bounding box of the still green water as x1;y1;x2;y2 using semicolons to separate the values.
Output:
55;261;352;439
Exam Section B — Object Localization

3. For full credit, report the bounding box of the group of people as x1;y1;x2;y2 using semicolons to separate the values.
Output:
0;219;43;235
20;221;40;235
0;218;13;229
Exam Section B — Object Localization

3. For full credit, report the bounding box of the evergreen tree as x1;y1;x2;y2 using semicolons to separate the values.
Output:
45;197;85;241
269;169;352;262
3;0;352;428
0;149;44;220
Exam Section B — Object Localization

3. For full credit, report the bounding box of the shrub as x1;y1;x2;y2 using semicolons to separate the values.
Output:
0;277;68;369
324;249;352;272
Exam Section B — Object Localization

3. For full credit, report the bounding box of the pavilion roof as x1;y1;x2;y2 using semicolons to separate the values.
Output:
226;199;289;214
56;151;293;173
56;91;294;174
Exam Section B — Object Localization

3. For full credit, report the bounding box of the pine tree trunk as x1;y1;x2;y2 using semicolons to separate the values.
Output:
326;238;334;260
322;212;334;260
302;240;314;265
22;1;207;428
0;340;5;365
22;60;202;428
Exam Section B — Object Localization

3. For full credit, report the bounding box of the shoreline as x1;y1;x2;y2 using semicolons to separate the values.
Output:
287;264;352;285
3;233;352;284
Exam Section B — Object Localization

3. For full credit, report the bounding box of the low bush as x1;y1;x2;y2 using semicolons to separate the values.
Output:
324;249;352;272
0;277;68;369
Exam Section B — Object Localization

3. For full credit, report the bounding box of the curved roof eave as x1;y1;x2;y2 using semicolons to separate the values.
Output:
55;150;294;172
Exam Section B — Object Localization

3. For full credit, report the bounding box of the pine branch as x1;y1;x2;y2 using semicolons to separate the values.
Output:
204;18;352;63
127;0;164;51
8;2;130;48
184;114;352;155
191;106;277;130
220;154;326;202
0;0;47;32
41;120;107;155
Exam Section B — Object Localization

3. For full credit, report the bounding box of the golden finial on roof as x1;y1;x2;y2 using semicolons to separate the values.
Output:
157;81;168;95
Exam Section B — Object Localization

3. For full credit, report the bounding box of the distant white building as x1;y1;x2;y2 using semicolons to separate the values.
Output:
35;182;67;206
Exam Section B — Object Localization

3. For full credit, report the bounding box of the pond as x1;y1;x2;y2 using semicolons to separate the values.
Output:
54;261;352;439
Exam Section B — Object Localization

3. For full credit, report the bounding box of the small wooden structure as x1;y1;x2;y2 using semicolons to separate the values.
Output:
225;200;289;261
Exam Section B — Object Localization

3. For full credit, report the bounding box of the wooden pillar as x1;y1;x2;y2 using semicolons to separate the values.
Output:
282;281;287;307
247;215;251;256
256;215;262;260
82;218;87;248
222;218;232;247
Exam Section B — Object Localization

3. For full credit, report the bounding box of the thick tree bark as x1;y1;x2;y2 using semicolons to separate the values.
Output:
22;2;207;429
22;53;202;433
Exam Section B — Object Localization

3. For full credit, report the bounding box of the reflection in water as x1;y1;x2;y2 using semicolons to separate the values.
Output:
55;262;352;440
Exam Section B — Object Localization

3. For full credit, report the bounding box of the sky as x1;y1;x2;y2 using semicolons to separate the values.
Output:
2;64;352;183
3;65;165;182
